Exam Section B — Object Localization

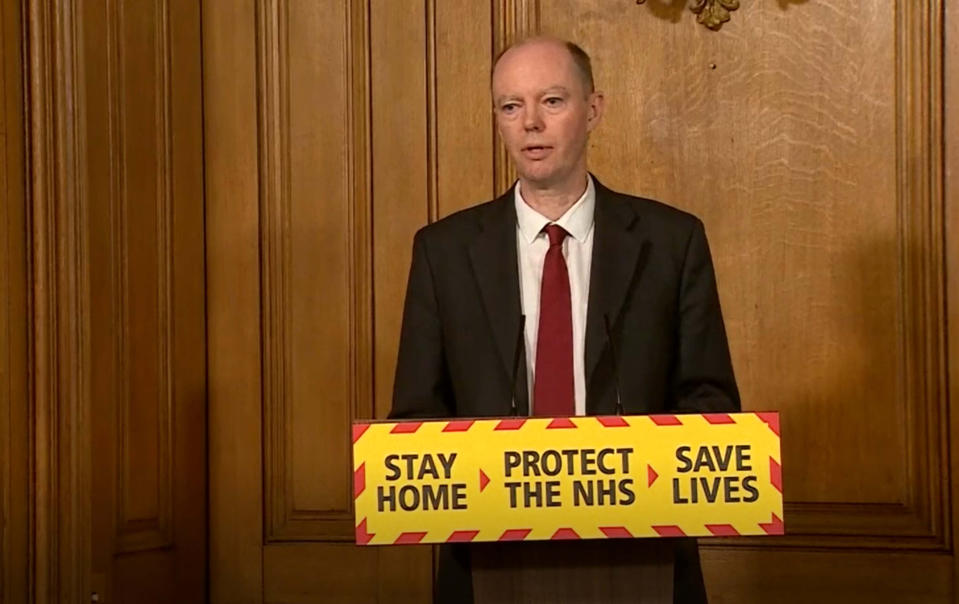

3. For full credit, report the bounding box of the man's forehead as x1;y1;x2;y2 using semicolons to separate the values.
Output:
495;40;575;77
493;44;579;93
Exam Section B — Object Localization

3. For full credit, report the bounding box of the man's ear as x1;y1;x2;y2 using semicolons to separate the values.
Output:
586;92;605;132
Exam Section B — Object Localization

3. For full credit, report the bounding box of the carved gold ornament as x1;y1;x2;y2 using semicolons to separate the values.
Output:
636;0;741;31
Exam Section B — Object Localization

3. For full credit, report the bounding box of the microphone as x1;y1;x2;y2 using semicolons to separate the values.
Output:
510;315;527;416
603;314;625;415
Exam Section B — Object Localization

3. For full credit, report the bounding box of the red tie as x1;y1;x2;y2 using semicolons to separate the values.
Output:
534;224;574;416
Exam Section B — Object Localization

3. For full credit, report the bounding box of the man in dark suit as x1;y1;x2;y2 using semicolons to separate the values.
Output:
390;36;739;604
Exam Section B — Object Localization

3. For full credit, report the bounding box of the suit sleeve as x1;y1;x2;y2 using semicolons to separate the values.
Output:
670;220;741;413
389;230;454;419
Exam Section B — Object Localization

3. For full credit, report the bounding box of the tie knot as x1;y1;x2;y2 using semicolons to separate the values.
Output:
543;224;568;247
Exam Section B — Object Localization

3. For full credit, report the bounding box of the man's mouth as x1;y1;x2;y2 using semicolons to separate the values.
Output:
521;145;552;159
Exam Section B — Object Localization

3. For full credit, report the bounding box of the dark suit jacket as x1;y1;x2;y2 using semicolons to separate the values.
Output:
390;177;740;603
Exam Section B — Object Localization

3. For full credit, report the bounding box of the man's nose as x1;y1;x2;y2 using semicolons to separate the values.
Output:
522;105;544;131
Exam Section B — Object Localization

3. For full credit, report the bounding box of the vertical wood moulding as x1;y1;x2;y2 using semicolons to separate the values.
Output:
895;0;947;546
153;0;175;554
425;0;438;222
257;0;294;540
26;0;92;599
1;0;27;600
947;0;959;583
112;0;132;555
492;0;539;194
348;0;373;512
714;0;949;551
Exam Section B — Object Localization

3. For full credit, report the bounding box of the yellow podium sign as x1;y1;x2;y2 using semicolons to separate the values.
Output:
352;412;782;546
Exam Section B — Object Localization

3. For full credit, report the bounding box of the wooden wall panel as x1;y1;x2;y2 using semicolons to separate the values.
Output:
702;548;953;604
204;0;957;601
537;0;947;552
371;0;430;419
114;0;174;552
34;0;208;600
260;0;376;542
434;0;494;217
203;0;264;600
260;0;358;541
206;0;433;600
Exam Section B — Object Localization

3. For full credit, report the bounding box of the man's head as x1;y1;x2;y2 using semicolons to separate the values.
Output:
492;37;604;191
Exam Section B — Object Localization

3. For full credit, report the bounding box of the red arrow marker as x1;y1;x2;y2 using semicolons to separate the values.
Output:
647;465;658;487
479;469;490;492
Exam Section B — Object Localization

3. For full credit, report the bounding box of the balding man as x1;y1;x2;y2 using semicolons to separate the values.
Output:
390;37;739;604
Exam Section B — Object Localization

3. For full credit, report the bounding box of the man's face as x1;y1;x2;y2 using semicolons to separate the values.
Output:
492;41;602;189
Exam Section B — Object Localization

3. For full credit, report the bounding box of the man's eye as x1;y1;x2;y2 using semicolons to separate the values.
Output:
544;97;563;107
501;103;518;113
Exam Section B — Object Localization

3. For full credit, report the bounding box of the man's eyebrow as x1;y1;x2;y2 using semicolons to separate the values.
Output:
494;87;571;105
494;94;522;105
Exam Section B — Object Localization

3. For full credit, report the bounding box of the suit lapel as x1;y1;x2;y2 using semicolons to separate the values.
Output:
585;180;645;395
468;188;528;413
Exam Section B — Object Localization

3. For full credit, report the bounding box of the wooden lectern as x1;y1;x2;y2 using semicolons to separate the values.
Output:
471;539;674;604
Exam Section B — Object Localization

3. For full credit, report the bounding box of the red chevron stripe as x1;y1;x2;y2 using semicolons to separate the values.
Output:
498;529;532;541
551;528;580;540
355;518;374;545
599;526;633;539
353;462;366;498
390;421;423;434
650;414;683;426
703;413;735;424
756;412;780;436
394;532;428;544
652;525;686;537
596;416;630;427
547;417;577;429
352;423;370;443
442;420;475;432
494;418;527;431
759;513;784;535
770;458;782;493
705;524;740;536
446;530;480;543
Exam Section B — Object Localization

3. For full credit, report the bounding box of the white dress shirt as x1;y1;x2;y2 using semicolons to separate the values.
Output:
515;176;595;416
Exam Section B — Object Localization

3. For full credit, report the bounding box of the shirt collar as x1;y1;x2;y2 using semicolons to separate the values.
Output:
514;175;596;245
